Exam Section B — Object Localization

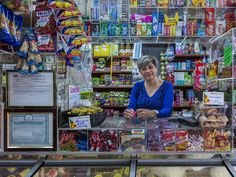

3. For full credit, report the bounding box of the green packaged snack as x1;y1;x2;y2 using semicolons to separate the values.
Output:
115;23;122;36
100;22;108;36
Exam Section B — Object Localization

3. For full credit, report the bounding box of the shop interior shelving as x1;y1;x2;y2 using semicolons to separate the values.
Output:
0;1;235;177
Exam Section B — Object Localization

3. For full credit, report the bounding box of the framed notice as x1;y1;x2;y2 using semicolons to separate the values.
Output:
6;71;55;108
4;109;56;151
0;103;3;151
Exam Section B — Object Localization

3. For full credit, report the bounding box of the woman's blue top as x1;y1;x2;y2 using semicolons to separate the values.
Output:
127;80;174;118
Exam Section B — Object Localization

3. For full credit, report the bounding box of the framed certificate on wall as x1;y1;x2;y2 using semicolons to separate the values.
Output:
6;71;56;108
4;109;56;151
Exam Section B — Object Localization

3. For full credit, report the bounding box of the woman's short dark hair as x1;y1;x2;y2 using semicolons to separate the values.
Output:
137;55;157;70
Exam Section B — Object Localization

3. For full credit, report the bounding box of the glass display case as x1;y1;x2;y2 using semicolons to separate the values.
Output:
209;28;236;152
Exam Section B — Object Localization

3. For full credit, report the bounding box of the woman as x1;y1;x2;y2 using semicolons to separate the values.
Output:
124;55;174;119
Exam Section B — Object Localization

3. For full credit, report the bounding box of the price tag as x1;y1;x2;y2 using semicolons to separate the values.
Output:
69;115;91;130
203;92;224;105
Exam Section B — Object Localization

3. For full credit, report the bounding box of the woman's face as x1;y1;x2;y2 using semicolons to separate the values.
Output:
139;62;157;81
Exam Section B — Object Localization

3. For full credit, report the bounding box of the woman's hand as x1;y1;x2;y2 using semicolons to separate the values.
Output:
124;109;135;119
136;109;156;119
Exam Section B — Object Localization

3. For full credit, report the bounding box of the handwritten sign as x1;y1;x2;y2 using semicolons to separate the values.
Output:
69;115;91;130
203;92;224;105
69;85;81;109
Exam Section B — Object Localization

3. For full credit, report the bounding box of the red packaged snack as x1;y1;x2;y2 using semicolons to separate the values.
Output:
194;62;206;90
225;13;235;31
206;22;215;36
37;33;55;52
89;130;118;152
205;8;215;23
176;130;188;151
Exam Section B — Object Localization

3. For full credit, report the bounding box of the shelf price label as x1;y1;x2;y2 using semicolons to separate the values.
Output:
69;115;91;130
203;92;224;105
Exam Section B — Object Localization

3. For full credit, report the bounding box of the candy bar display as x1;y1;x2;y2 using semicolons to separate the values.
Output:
204;129;231;151
0;167;30;177
176;130;188;151
92;167;130;177
37;167;89;177
119;129;146;152
89;130;118;152
59;130;88;152
187;129;204;151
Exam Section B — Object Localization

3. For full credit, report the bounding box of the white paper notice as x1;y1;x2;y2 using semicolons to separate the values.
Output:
8;72;54;107
69;85;81;109
69;115;91;130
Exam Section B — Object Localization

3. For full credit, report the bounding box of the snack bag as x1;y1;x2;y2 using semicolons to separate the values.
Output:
56;9;82;19
194;62;206;90
48;0;77;10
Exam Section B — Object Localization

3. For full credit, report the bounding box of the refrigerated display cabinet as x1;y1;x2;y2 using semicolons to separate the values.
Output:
0;154;236;177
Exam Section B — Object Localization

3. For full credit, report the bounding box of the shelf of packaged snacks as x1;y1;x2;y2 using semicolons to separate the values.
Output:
174;70;194;72
93;56;131;59
173;105;192;108
92;71;132;74
40;52;56;55
93;85;133;89
100;105;127;108
174;54;209;58
209;28;234;43
129;6;235;9
173;85;193;88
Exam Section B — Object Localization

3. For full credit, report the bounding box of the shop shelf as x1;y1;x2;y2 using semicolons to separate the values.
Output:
174;54;209;58
174;70;194;72
93;56;131;59
173;105;192;108
173;85;193;88
93;85;133;89
100;105;127;108
92;71;132;74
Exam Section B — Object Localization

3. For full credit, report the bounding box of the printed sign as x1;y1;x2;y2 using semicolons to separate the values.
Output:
69;85;81;109
69;115;91;130
203;92;224;105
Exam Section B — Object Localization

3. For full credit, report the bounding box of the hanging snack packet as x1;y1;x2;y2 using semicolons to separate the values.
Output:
57;17;83;29
35;10;53;34
17;39;29;58
56;9;82;19
67;35;90;46
48;0;77;10
56;41;66;56
66;45;81;58
61;26;84;35
37;33;55;51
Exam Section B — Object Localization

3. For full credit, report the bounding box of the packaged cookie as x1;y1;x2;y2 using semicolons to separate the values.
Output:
119;129;146;152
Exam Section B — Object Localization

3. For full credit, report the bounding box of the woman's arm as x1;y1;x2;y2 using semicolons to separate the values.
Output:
127;82;139;111
158;82;174;118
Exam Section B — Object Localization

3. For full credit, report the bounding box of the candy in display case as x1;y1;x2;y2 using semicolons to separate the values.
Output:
36;167;89;177
89;130;118;152
119;129;146;152
59;130;88;152
204;128;231;152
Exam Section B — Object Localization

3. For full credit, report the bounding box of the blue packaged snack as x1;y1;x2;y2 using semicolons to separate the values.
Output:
108;22;116;36
122;23;128;36
0;5;22;47
17;39;29;59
